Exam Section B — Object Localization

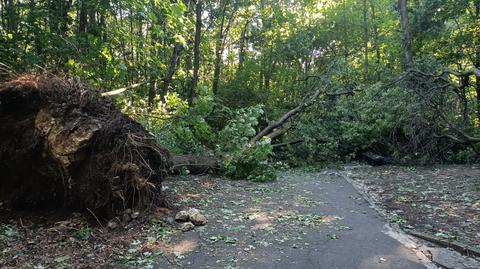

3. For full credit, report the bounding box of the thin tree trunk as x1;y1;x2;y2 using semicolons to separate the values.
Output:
6;0;16;33
475;0;480;120
342;0;349;60
48;0;72;35
398;0;413;68
1;1;5;29
189;0;202;105
148;77;158;107
238;20;249;70
78;0;87;33
362;0;369;81
148;2;158;106
161;42;183;97
212;0;227;95
370;0;380;65
148;0;160;106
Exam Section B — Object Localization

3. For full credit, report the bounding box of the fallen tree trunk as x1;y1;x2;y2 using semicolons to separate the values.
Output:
171;155;219;175
0;74;170;218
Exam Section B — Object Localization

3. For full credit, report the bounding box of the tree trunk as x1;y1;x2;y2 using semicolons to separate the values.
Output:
63;0;73;34
475;0;480;120
6;0;16;33
27;0;42;55
78;0;87;33
370;0;381;66
172;155;219;175
342;0;349;60
148;0;164;106
161;42;183;97
148;77;157;107
362;0;369;81
189;0;202;106
88;6;97;34
238;20;249;70
398;0;413;68
212;0;227;95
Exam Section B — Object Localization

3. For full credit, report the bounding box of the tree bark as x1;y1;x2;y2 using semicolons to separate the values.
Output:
161;42;183;97
212;0;227;95
362;0;369;81
78;0;88;33
398;0;413;68
474;0;480;120
148;0;160;106
6;0;16;33
148;77;157;107
172;155;219;175
238;19;249;70
370;0;381;66
189;0;202;106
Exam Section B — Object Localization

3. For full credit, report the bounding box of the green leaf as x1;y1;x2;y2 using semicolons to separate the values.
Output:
171;4;185;18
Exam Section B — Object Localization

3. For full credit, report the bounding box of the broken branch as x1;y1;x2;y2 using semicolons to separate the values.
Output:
101;82;146;96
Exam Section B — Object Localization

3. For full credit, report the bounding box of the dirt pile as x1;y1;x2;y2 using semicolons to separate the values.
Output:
0;74;170;218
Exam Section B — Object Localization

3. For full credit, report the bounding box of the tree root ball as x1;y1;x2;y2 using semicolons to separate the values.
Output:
0;74;170;218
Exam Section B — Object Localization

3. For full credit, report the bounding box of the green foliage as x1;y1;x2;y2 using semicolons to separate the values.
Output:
54;255;72;269
222;137;276;182
0;224;17;240
218;105;276;181
217;105;264;153
74;228;91;241
1;0;478;170
120;87;214;155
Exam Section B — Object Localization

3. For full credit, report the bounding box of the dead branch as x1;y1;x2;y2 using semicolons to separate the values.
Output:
101;82;146;96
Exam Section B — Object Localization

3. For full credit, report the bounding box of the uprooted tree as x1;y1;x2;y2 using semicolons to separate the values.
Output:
0;74;170;218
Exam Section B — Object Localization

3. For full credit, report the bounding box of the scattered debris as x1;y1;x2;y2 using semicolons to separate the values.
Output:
343;165;480;250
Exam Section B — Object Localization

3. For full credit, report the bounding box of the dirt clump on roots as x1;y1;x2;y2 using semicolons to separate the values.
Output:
0;74;170;218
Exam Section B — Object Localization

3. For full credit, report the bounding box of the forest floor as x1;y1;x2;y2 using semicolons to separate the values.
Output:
342;164;480;250
0;165;479;268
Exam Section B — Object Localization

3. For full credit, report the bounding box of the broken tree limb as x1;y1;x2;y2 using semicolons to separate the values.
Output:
267;126;290;140
251;88;352;142
251;88;324;142
101;82;146;96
